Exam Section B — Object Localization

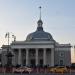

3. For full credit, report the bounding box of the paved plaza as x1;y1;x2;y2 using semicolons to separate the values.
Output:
0;67;75;75
0;72;75;75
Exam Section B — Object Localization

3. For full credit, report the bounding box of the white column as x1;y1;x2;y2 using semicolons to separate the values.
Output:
26;48;29;66
36;48;38;66
18;49;22;65
51;49;54;66
43;48;46;65
12;50;15;66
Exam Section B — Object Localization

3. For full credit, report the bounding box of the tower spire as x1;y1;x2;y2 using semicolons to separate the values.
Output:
37;6;43;31
39;6;41;20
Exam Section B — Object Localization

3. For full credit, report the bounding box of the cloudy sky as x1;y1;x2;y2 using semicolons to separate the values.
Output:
0;0;75;62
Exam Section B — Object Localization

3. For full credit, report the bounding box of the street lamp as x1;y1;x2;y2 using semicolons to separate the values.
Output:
5;32;14;67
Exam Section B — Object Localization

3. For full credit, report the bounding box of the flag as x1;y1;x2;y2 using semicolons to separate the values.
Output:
12;35;14;38
5;33;8;38
12;35;16;41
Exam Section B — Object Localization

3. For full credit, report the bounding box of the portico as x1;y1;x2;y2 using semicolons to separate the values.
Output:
12;45;54;67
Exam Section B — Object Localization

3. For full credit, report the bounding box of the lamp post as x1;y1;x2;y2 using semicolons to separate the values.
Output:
5;32;14;68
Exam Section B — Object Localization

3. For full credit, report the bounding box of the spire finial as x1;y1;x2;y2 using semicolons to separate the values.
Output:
39;6;41;20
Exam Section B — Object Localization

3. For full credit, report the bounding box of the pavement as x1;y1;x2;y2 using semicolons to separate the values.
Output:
0;72;75;75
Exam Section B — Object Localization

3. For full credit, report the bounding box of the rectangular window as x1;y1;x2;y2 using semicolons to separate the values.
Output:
59;52;64;57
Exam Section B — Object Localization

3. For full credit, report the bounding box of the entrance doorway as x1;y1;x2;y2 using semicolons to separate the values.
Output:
39;59;43;67
30;59;35;67
23;59;26;66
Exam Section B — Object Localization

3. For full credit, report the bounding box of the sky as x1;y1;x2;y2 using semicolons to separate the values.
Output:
0;0;75;62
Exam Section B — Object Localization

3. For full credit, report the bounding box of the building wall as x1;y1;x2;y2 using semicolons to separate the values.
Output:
54;47;71;66
1;43;71;67
1;51;7;66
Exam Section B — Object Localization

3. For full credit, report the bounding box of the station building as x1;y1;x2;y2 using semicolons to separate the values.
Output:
1;8;71;67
